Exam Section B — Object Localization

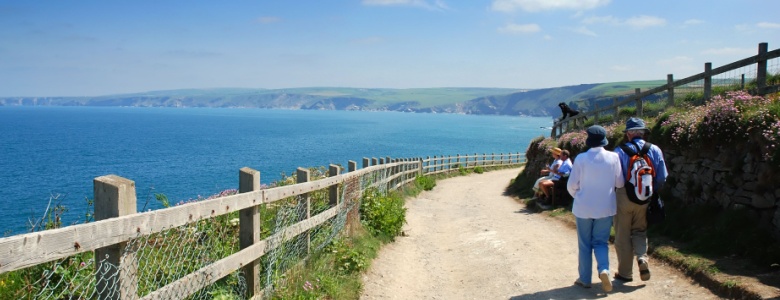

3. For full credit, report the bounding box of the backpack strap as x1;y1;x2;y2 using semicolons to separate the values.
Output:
632;140;652;156
618;143;637;156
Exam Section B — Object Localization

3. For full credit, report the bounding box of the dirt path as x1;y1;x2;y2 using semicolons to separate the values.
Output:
360;168;723;299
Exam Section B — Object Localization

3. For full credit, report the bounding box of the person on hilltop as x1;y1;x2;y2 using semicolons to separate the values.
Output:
567;125;624;292
612;117;668;283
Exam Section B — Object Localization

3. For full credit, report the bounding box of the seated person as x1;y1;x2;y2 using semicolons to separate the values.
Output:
539;150;572;204
533;147;562;198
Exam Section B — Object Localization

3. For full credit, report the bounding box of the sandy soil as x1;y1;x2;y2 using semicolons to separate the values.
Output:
360;168;723;300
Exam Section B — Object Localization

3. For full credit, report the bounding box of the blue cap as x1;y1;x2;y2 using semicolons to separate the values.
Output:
586;125;608;148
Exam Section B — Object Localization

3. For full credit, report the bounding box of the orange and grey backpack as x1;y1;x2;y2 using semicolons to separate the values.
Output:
619;141;655;204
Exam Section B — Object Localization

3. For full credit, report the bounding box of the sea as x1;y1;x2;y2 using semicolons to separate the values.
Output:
0;106;552;235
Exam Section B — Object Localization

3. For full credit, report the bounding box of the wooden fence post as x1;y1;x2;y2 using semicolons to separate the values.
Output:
634;88;642;117
667;74;675;107
329;165;340;205
349;160;357;172
362;157;369;169
758;42;768;94
372;157;378;166
704;62;712;101
593;102;600;124
419;157;424;176
613;97;619;121
296;168;311;254
238;167;261;297
94;175;138;300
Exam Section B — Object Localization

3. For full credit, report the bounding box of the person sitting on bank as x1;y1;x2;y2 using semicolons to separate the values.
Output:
533;147;562;199
540;149;572;204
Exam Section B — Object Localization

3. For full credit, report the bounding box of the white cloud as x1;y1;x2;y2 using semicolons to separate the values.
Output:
498;23;541;34
624;15;666;29
757;22;780;29
362;0;449;10
683;19;704;26
254;16;281;24
582;15;619;25
490;0;610;13
701;47;755;56
571;26;597;37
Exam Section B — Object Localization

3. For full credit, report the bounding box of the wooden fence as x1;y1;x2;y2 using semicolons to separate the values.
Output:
0;152;524;299
552;42;780;137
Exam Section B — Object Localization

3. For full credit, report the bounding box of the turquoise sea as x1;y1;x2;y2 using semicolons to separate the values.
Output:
0;106;552;235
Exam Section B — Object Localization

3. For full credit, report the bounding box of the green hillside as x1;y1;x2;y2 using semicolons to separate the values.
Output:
0;81;671;117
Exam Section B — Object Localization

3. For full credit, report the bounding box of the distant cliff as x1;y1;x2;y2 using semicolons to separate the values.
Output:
0;83;652;117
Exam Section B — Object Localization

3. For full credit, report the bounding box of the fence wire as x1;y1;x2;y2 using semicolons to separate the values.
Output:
0;166;394;300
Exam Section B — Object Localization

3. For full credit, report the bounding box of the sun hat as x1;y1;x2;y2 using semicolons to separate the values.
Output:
551;147;562;155
623;117;650;133
586;125;608;148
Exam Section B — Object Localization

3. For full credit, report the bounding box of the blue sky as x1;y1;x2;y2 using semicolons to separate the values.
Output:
1;0;778;97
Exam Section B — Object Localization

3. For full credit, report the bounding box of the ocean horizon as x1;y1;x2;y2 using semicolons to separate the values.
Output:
0;106;552;235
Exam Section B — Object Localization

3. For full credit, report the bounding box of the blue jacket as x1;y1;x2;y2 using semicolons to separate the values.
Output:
613;137;668;191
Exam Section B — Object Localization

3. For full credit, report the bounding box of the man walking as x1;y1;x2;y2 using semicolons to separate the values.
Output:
567;125;624;292
613;117;669;282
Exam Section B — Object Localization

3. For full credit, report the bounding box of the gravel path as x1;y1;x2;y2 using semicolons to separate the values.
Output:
360;168;723;299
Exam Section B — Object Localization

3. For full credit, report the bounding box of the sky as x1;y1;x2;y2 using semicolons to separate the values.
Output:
1;0;779;97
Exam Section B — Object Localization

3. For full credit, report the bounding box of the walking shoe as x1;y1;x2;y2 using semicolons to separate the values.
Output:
599;270;613;292
574;278;591;288
614;273;633;282
638;258;651;281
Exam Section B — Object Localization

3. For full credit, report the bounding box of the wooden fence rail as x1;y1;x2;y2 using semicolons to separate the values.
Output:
0;151;525;299
552;42;780;137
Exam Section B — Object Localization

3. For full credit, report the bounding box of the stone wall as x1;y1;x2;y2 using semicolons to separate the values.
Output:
663;148;780;236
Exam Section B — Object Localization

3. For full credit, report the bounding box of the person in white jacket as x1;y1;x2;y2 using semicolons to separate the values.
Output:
567;125;624;292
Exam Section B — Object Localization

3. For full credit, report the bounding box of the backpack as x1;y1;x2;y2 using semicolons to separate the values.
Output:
619;141;655;205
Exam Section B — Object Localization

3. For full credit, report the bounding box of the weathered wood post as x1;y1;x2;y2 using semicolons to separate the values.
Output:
371;157;378;166
757;42;768;94
379;157;384;164
238;167;261;297
349;160;357;173
418;157;424;176
296;168;311;254
329;164;340;206
741;74;746;90
704;62;712;102
613;97;619;121
593;103;600;124
362;157;369;169
634;88;642;117
94;175;138;300
667;74;675;107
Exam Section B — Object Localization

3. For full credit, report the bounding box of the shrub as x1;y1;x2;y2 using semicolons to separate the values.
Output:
414;175;436;191
659;91;780;166
473;166;484;174
359;189;406;240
